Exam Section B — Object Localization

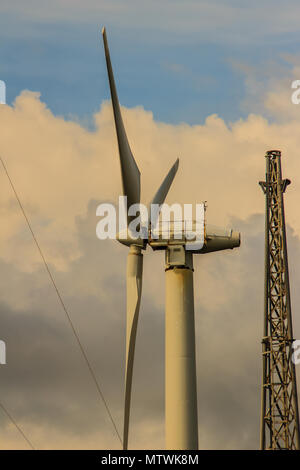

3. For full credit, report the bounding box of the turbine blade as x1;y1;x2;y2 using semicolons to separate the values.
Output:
123;245;143;450
148;158;179;227
102;27;140;213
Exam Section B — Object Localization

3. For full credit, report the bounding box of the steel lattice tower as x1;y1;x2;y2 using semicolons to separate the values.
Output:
259;150;300;450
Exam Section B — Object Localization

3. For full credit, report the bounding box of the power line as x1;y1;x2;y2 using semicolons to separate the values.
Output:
0;155;122;447
0;401;35;449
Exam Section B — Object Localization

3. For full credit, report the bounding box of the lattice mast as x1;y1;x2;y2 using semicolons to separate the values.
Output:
259;150;300;450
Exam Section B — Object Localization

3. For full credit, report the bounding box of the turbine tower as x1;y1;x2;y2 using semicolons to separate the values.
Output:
259;150;300;450
101;28;240;450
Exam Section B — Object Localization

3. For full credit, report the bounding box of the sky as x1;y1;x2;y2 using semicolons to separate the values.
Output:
2;0;300;125
1;0;300;450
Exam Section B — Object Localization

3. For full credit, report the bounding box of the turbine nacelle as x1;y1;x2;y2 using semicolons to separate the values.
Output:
202;225;240;253
117;222;241;253
150;225;240;253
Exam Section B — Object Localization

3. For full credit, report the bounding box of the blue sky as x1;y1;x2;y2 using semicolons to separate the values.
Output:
1;1;300;125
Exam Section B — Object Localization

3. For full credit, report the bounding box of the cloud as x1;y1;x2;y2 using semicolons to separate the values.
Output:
0;88;300;449
1;89;300;272
231;55;300;122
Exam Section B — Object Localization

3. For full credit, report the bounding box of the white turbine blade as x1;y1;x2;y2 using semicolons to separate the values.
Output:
123;245;143;450
102;27;140;212
148;158;179;228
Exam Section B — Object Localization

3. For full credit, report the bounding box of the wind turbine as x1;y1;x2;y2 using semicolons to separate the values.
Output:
101;28;240;450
